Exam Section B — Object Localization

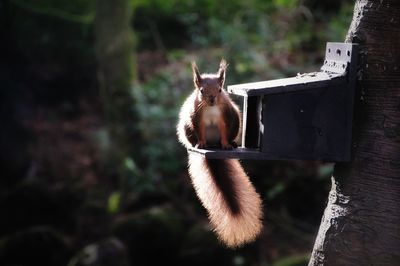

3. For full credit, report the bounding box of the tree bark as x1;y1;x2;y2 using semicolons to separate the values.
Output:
94;0;135;153
309;1;400;265
94;0;138;187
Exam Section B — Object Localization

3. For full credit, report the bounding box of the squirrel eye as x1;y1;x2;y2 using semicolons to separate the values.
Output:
219;88;222;93
199;88;203;94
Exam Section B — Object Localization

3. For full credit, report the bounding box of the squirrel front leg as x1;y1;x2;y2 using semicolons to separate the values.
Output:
196;119;206;149
218;118;232;150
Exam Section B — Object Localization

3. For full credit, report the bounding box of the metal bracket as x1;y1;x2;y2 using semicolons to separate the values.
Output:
188;42;358;162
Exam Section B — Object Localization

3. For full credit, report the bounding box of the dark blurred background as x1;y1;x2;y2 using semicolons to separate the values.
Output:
0;0;354;265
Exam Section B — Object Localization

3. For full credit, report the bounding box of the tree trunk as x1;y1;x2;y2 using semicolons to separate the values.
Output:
94;0;140;196
94;0;138;187
309;1;400;265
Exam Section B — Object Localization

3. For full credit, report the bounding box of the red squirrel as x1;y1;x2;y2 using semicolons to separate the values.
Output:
177;59;263;248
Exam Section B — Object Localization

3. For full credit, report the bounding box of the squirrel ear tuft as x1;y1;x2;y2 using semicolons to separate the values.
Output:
218;59;228;86
192;61;202;88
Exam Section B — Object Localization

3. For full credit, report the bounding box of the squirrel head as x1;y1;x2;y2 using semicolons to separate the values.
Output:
192;59;228;106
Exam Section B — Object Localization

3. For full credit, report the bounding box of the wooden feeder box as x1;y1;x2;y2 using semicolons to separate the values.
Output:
188;42;358;162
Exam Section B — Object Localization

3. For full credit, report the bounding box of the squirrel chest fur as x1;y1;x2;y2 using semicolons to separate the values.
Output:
203;105;221;126
202;106;222;144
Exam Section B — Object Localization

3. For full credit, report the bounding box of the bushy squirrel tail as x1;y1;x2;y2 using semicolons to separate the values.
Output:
188;153;263;248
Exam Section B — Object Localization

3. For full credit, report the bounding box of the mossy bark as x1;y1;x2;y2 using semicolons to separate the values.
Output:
94;0;138;189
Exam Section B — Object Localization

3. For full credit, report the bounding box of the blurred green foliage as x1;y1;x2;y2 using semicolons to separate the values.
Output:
273;254;309;266
0;0;354;265
10;0;95;23
10;0;95;62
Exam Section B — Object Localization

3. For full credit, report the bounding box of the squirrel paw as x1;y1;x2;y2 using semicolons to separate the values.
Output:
230;141;238;148
195;141;206;149
221;143;233;150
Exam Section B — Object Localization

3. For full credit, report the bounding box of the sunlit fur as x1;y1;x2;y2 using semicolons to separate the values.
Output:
188;154;263;247
177;60;263;248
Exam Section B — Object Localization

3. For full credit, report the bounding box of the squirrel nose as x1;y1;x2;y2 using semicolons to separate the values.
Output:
209;96;215;104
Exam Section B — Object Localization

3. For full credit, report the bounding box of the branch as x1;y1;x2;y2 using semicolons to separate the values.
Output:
10;0;94;24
